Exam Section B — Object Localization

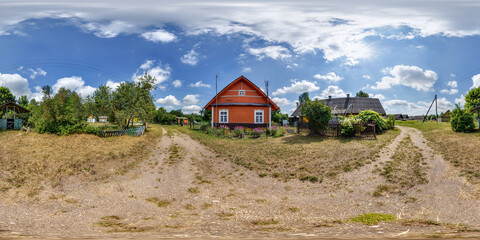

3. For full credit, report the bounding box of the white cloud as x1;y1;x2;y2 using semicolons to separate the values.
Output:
447;80;458;88
455;95;466;107
242;67;252;73
248;46;291;60
313;72;343;82
272;80;319;96
52;76;96;98
385;97;454;115
471;73;480;89
182;105;202;114
105;80;123;90
172;79;182;88
0;72;31;97
271;97;291;106
156;95;181;106
164;105;175;111
82;20;136;38
189;81;211;88
183;94;200;105
372;65;437;91
140;60;154;70
141;29;176;43
440;88;458;95
132;60;171;87
363;75;371;79
317;85;348;98
370;93;386;100
450;73;456;78
28;67;47;79
181;49;200;66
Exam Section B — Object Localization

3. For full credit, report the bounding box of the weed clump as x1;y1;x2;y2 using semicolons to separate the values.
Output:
349;213;396;225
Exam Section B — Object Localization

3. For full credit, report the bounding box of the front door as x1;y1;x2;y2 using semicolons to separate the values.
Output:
6;119;14;130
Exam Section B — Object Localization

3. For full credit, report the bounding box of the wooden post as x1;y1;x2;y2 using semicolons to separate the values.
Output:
211;106;214;128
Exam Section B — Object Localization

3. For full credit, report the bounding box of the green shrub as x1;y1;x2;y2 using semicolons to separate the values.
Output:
451;105;475;132
301;100;332;134
386;114;395;129
340;117;363;136
356;110;388;133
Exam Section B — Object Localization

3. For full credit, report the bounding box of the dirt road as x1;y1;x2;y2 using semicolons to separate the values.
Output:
1;126;479;239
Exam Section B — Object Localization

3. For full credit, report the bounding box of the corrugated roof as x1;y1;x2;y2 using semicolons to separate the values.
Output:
290;97;386;117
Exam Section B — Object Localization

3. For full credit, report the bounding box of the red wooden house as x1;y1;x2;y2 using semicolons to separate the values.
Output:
204;76;279;128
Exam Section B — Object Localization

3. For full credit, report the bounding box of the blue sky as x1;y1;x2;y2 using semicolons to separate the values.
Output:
1;1;480;115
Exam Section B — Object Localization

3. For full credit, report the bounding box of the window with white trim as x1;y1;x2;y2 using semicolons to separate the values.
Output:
239;90;245;96
219;109;228;123
255;110;264;123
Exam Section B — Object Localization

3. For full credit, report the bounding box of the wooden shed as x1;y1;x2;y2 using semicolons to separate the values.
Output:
204;76;279;128
0;102;30;130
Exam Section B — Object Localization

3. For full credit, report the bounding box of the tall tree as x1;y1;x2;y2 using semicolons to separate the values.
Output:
465;87;480;109
298;92;310;106
356;91;369;97
0;86;15;105
17;95;29;107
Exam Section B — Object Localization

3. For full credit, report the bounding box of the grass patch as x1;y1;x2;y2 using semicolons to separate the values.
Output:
146;197;171;207
188;187;200;193
95;215;149;232
252;219;279;225
0;124;163;195
374;136;429;195
397;121;480;185
165;125;399;182
349;213;396;225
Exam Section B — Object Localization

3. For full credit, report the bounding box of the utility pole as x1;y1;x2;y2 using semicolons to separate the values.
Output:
423;95;438;122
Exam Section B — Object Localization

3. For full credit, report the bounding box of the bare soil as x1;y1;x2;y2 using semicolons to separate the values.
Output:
1;126;479;239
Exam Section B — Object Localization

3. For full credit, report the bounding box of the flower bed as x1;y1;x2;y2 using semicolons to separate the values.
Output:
203;125;289;139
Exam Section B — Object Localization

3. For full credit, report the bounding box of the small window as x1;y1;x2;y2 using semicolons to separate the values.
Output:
239;90;245;96
255;110;264;123
219;109;228;123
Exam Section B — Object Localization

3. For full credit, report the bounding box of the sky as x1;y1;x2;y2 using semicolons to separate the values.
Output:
1;1;480;115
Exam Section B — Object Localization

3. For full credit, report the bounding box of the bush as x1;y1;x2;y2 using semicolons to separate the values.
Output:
301;99;332;134
233;126;245;137
386;114;395;129
270;125;278;136
251;128;263;138
356;110;388;133
340;117;363;136
451;105;475;132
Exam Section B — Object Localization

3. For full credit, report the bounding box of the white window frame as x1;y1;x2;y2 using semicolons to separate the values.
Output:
219;109;229;123
239;90;245;96
254;110;264;124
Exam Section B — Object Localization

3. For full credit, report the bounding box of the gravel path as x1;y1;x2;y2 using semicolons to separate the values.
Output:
0;126;479;239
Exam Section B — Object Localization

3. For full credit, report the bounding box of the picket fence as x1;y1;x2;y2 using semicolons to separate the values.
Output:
98;126;145;137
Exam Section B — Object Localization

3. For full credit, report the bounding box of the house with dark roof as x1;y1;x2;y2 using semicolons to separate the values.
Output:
393;114;409;121
290;94;386;125
0;102;30;130
204;76;279;128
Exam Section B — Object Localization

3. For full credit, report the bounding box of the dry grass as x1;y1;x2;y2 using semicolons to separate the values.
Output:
397;121;480;184
166;125;400;182
0;124;163;195
373;136;429;196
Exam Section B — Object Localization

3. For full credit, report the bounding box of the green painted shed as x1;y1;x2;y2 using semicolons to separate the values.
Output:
0;102;30;130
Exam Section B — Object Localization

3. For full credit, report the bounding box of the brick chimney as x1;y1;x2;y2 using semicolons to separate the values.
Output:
328;96;332;99
347;93;350;98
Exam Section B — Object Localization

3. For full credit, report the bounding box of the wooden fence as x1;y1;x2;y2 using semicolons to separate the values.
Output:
98;126;146;137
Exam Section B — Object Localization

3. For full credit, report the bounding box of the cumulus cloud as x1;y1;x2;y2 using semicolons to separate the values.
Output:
272;80;319;96
271;97;291;106
363;75;371;79
82;20;136;38
132;60;171;87
471;73;480;89
28;67;47;79
316;85;348;98
372;65;437;91
313;72;343;82
248;46;291;60
385;97;454;115
183;94;200;105
52;76;96;97
0;72;31;97
181;49;200;66
440;88;458;95
141;29;176;43
242;67;252;73
370;93;386;100
172;80;182;88
156;95;181;106
455;94;466;106
189;81;211;88
182;105;202;114
447;81;458;88
105;80;123;90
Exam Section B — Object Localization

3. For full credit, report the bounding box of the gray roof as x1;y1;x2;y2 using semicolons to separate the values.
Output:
291;97;386;117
